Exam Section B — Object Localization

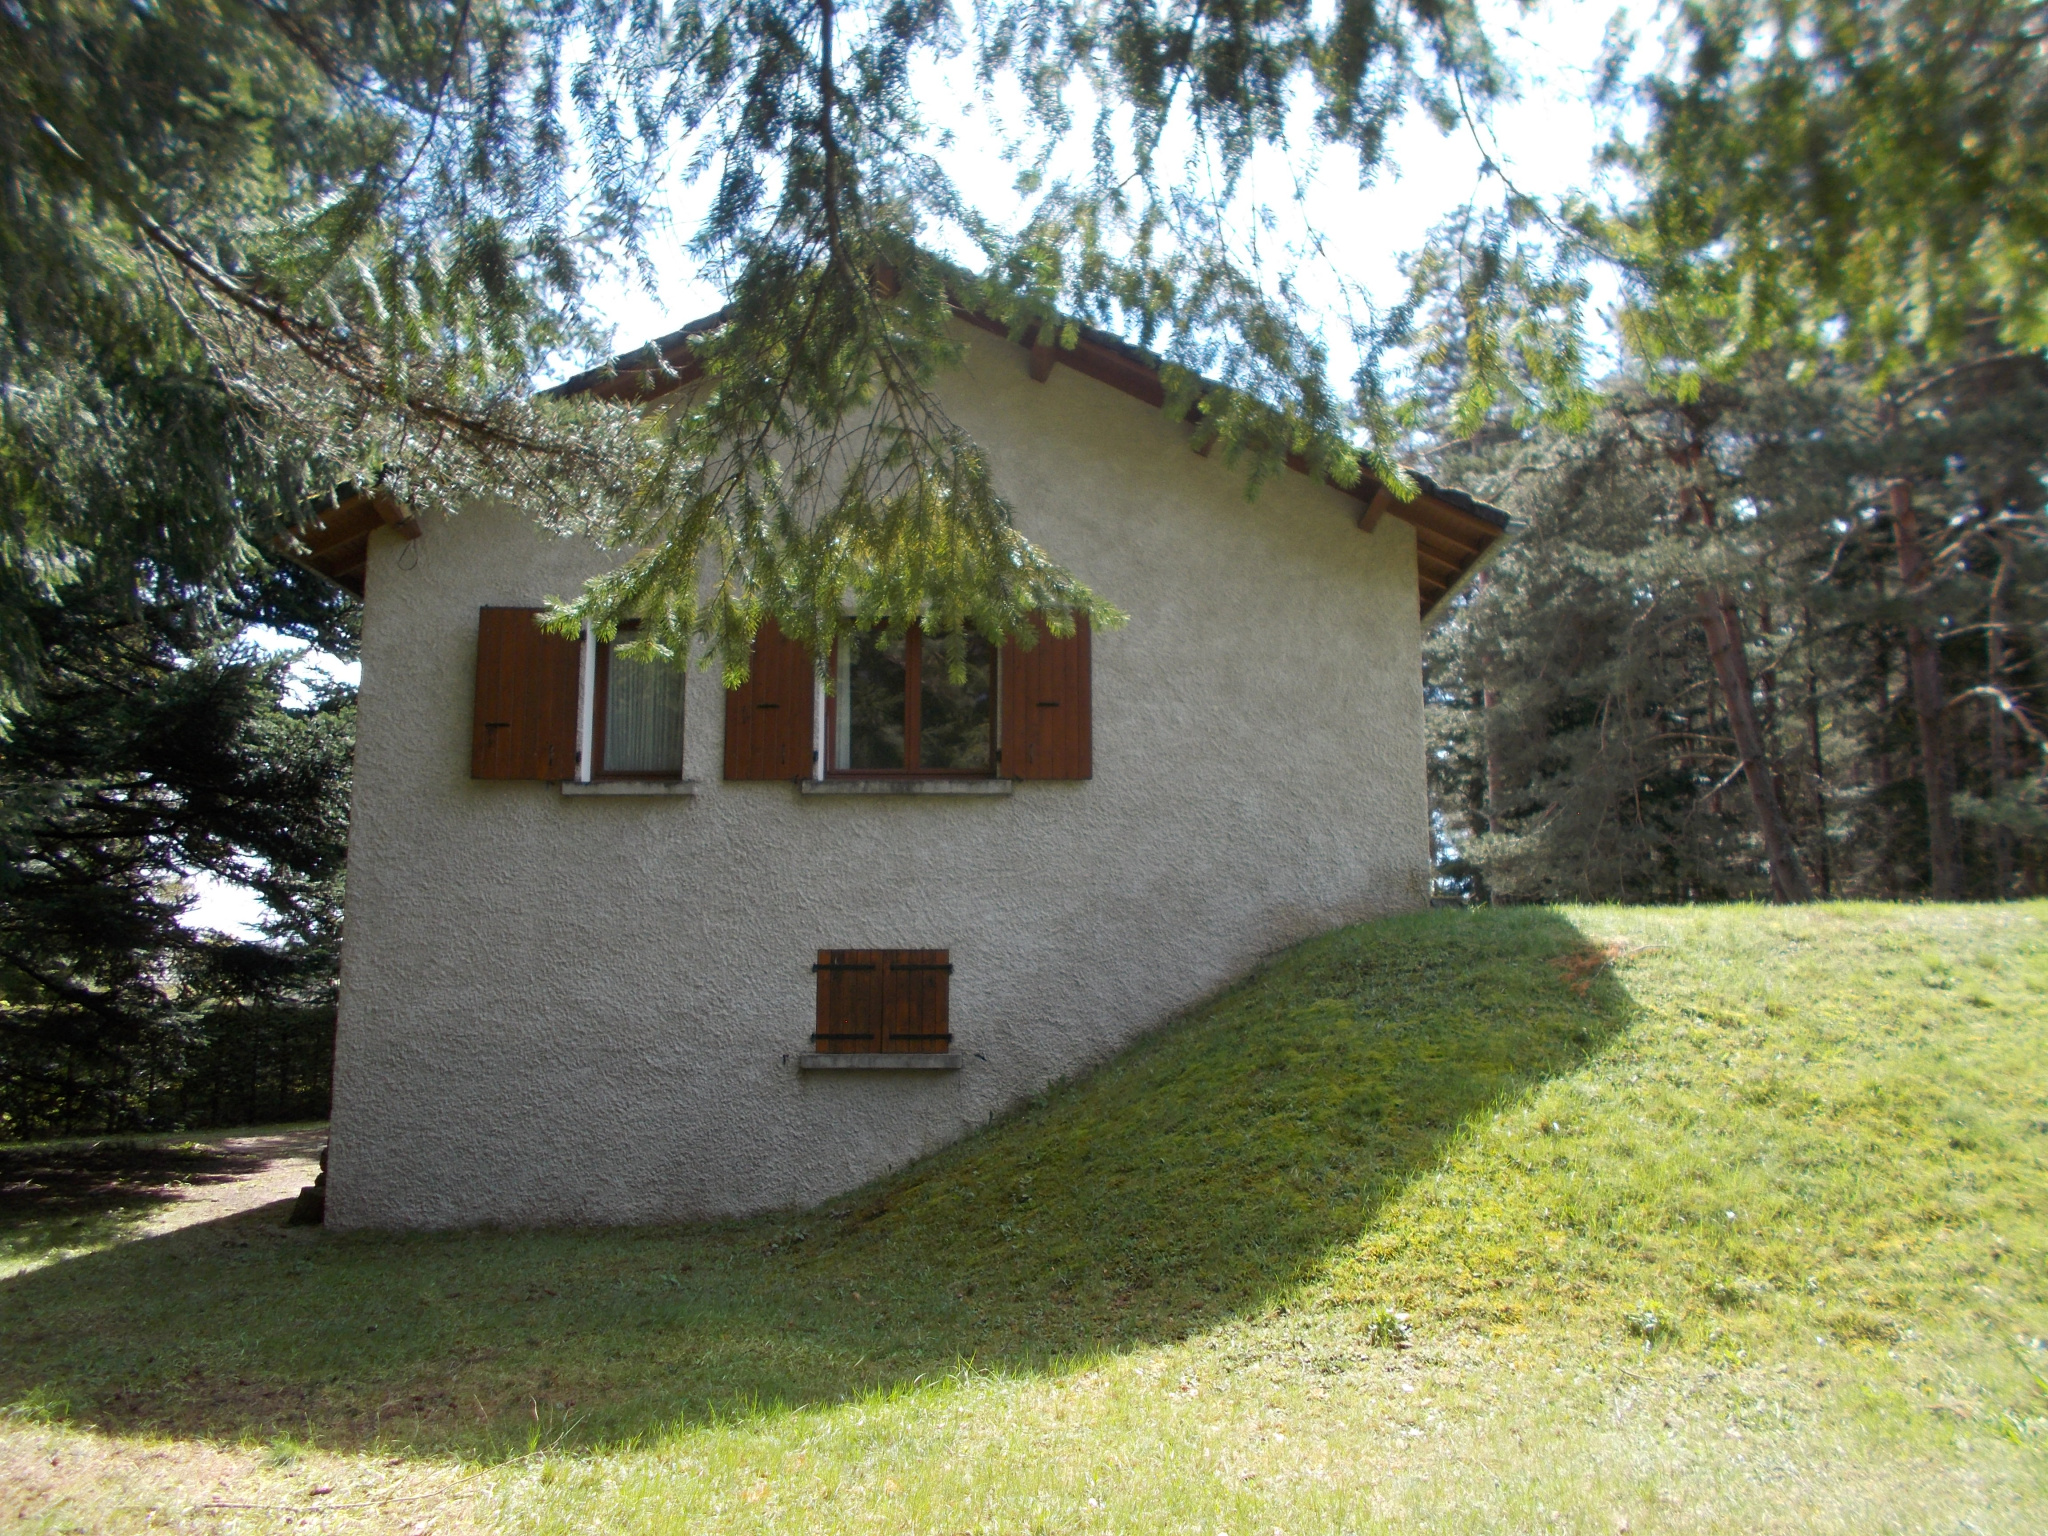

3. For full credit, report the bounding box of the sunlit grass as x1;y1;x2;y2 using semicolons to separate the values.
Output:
2;903;2044;1532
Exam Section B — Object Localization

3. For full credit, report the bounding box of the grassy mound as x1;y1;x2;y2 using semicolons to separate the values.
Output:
2;902;2045;1533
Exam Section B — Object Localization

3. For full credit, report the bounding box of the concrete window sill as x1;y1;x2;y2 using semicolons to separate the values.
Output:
560;779;701;797
799;778;1014;798
796;1052;963;1071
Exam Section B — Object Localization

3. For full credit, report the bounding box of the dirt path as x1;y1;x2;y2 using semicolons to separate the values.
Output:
134;1126;328;1235
0;1124;327;1249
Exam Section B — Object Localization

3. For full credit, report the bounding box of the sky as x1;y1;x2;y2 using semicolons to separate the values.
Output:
182;640;358;939
186;0;1639;940
576;0;1641;377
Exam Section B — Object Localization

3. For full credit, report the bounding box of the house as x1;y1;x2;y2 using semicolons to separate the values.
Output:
292;312;1509;1230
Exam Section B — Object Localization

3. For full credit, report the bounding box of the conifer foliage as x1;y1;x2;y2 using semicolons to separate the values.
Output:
0;566;354;1137
1427;356;2048;903
1605;0;2048;381
4;0;1522;684
3;0;644;701
1428;0;2048;905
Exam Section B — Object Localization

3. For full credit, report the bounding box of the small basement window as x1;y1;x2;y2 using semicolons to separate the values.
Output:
813;949;952;1053
594;628;685;778
829;626;993;776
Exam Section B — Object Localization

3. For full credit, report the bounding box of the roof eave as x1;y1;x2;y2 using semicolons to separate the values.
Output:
1421;513;1517;628
277;485;420;596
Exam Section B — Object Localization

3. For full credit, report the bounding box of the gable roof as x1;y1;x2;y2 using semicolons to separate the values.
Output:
551;305;1511;618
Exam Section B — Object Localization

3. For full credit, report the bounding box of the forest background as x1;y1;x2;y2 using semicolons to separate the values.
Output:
2;0;2040;1136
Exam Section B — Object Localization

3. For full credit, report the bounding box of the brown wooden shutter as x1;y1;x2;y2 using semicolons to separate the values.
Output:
813;949;951;1054
814;951;883;1052
999;615;1092;779
471;607;580;780
724;619;814;779
882;951;953;1053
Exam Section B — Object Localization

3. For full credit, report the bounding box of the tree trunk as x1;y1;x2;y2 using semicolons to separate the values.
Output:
1759;598;1792;823
1700;592;1814;902
1987;532;2015;899
1803;605;1833;899
1482;684;1504;836
1889;481;1964;899
1872;565;1891;791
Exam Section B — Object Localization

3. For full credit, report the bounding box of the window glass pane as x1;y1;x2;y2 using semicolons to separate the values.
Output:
836;628;906;770
603;652;685;774
919;632;993;772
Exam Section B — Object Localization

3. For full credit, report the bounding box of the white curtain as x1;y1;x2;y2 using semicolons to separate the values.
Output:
605;655;685;774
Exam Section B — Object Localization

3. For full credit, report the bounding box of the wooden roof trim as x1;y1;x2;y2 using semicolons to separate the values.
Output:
1416;547;1463;584
545;310;726;404
1412;522;1484;564
951;308;1512;617
280;486;419;597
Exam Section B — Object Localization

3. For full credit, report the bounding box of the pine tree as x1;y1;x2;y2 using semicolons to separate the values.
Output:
1580;0;2048;896
1428;375;1833;904
6;0;1559;683
0;564;354;1136
1428;355;2048;904
1605;0;2048;379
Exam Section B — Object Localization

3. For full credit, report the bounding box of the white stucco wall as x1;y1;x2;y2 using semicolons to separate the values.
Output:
325;324;1430;1230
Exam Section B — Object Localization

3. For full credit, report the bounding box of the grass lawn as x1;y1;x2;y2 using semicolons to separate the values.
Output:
2;902;2044;1533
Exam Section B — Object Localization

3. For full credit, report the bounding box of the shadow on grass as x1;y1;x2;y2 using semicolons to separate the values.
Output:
0;908;1635;1454
0;1130;319;1269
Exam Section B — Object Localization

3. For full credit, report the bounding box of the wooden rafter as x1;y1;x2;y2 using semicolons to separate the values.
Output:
280;486;420;597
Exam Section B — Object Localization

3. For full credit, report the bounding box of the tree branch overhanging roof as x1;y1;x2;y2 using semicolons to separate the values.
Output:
550;307;1512;621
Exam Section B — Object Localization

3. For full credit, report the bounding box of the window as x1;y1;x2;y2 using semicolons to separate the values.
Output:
470;606;1093;786
594;630;685;777
469;607;687;784
720;613;1093;783
813;949;952;1053
829;626;994;775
